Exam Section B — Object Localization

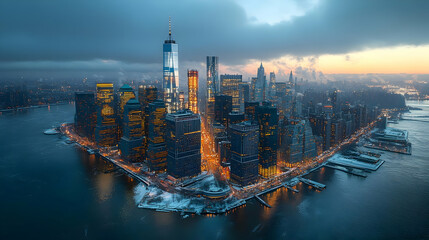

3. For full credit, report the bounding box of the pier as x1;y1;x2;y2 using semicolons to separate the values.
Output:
255;195;272;208
325;164;368;178
298;177;326;190
282;184;299;193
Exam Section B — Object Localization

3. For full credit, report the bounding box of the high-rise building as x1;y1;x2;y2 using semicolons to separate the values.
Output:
147;99;167;172
119;99;144;163
269;72;276;100
309;114;331;151
74;92;96;140
279;119;317;165
206;56;219;123
239;83;250;112
303;120;318;161
118;84;136;138
163;18;179;113
256;102;278;178
138;86;158;111
228;111;245;127
229;121;259;186
244;101;259;122
215;95;232;128
178;91;185;111
95;83;118;147
138;86;158;159
166;110;201;178
255;63;266;102
250;77;257;101
187;69;199;114
220;74;242;112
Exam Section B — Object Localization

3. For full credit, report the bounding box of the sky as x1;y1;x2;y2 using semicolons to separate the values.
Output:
0;0;428;84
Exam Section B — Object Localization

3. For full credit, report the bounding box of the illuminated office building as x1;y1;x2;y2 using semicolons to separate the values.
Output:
220;74;242;112
229;121;259;186
256;102;278;178
163;18;179;113
178;91;185;111
250;77;257;101
147;99;167;172
138;86;158;159
244;101;259;122
187;69;199;113
95;83;118;147
166;110;201;178
74;92;96;140
269;72;276;100
119;99;144;163
215;95;232;128
206;56;219;123
118;84;136;138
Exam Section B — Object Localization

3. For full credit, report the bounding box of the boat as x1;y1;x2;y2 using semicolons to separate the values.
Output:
44;128;59;135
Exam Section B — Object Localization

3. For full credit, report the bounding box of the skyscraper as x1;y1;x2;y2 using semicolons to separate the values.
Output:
220;74;242;112
187;70;199;113
279;119;317;165
163;18;179;113
119;99;144;163
239;83;250;112
244;101;259;122
250;77;257;101
256;102;278;178
138;86;158;159
147;99;167;173
95;83;117;147
254;63;266;102
166;110;201;178
269;72;276;100
229;121;259;186
74;92;96;140
215;95;232;128
118;84;136;138
206;56;219;123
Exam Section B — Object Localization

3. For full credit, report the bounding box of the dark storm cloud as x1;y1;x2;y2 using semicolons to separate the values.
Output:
0;0;428;66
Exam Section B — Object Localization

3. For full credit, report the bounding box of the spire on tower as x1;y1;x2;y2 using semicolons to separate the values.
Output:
169;16;172;40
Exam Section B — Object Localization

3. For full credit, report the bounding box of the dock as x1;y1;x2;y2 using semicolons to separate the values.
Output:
282;184;299;193
325;164;368;178
298;177;326;190
255;195;272;208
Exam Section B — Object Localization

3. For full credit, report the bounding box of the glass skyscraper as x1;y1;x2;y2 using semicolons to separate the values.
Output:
163;18;179;113
206;56;219;123
166;110;201;178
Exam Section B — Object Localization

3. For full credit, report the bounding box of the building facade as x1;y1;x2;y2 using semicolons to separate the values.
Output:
119;99;144;163
166;110;201;178
146;99;168;172
206;56;219;124
95;83;118;147
187;70;199;113
229;121;259;186
74;92;96;140
220;74;242;112
256;102;278;178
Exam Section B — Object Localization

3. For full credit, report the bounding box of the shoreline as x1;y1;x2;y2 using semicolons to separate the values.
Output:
59;117;380;215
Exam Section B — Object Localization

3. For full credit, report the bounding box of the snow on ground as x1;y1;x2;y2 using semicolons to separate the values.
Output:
328;153;383;171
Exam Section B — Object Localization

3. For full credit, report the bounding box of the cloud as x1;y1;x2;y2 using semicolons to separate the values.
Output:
0;0;428;79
